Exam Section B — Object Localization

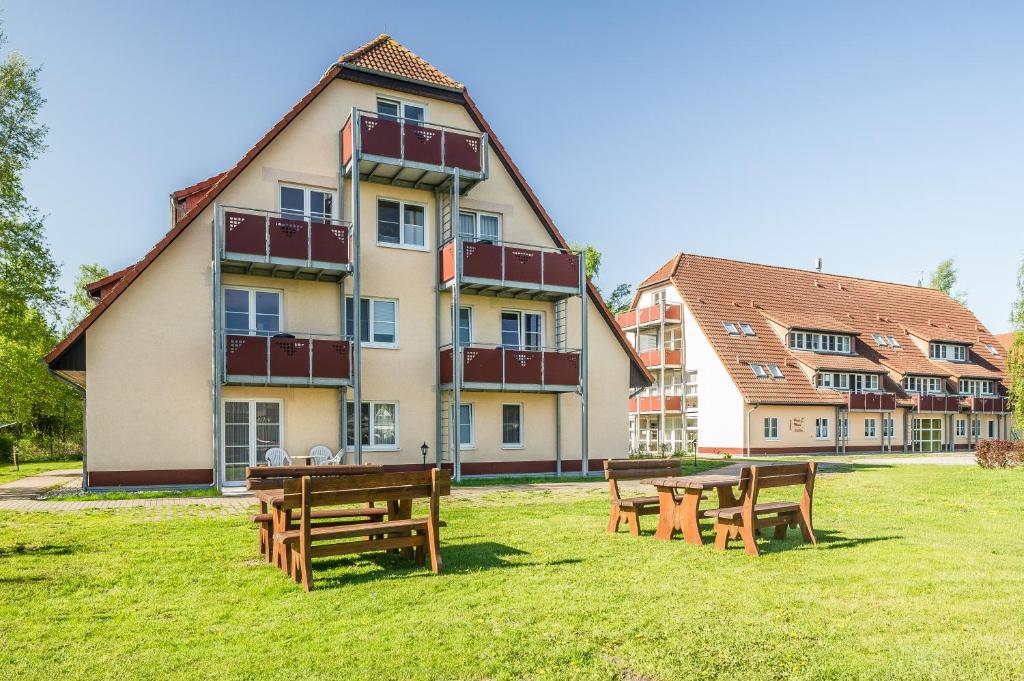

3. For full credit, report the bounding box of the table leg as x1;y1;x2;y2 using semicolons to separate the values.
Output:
716;485;740;508
654;486;678;541
680;489;704;546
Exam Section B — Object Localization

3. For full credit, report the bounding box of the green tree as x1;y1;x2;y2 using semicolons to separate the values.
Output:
927;257;967;305
569;242;633;312
604;282;634;315
1008;258;1024;435
66;262;109;330
570;242;602;281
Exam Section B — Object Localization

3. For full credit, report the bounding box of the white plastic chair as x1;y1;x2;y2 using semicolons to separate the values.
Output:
264;447;291;466
324;448;347;465
308;445;333;465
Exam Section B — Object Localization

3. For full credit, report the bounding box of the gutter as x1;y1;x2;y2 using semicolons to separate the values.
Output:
745;404;758;457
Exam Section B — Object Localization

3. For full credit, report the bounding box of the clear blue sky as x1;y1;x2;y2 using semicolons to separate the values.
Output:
6;1;1023;332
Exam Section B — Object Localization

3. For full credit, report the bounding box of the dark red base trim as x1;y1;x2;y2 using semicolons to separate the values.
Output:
87;469;214;487
376;459;608;476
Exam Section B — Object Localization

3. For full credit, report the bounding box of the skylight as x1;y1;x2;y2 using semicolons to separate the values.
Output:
986;343;999;356
750;363;767;378
767;364;784;379
739;322;756;336
723;321;740;336
886;336;901;349
872;334;888;347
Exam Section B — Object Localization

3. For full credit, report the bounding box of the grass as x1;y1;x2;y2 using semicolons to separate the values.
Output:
47;487;218;502
2;464;1023;679
0;459;80;486
454;457;729;486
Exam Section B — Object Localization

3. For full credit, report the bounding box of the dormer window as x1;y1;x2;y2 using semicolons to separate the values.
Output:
750;363;768;378
930;342;967;362
789;331;852;354
817;372;879;392
739;322;756;336
960;379;994;396
905;376;943;394
723;322;740;336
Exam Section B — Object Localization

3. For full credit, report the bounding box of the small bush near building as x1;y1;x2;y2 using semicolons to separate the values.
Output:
975;440;1023;469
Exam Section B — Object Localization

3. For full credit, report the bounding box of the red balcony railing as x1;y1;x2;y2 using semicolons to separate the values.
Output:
224;332;352;385
221;207;351;268
843;392;897;411
439;345;581;391
639;348;682;368
439;239;582;294
966;396;1009;413
617;303;682;329
342;110;487;175
912;394;961;413
628;395;683;413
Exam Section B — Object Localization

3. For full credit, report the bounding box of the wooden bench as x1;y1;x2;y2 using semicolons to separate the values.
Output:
704;462;817;556
246;464;384;563
604;458;681;535
274;469;451;591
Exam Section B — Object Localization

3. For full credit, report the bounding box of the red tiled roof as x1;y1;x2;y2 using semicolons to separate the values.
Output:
761;310;861;335
994;332;1016;353
339;35;462;90
658;253;1007;405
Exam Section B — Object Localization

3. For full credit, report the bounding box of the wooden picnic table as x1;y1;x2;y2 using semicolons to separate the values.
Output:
643;474;742;545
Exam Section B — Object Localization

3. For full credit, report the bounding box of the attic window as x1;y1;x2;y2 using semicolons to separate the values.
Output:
872;334;888;347
739;322;756;336
985;343;1000;356
723;321;740;336
750;363;768;378
886;336;901;349
767;364;784;379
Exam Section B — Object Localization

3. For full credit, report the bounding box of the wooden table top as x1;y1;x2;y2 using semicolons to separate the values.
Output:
644;474;741;490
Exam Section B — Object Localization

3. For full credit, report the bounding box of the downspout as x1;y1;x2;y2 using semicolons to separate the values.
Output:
745;404;757;458
46;367;87;490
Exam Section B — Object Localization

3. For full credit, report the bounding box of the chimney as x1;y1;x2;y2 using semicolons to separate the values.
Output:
814;257;823;272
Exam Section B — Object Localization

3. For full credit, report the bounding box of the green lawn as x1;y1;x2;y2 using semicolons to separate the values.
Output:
454;457;729;486
0;459;79;485
2;464;1023;679
47;487;217;502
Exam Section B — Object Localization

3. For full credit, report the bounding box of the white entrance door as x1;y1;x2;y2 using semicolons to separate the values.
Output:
223;400;282;485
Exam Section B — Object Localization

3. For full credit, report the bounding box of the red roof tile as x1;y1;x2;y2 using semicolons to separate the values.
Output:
339;35;462;90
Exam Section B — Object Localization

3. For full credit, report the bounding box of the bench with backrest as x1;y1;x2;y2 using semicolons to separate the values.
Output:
274;469;451;591
604;458;682;535
704;462;817;556
246;464;385;563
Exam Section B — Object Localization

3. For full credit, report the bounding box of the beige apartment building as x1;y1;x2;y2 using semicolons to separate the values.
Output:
46;35;650;488
619;253;1012;455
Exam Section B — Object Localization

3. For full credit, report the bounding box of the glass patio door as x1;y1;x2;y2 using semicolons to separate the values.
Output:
223;400;282;485
912;417;942;453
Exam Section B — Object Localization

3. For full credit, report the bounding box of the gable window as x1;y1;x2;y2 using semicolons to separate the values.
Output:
956;419;966;437
280;185;334;219
345;401;399;450
345;297;398;346
458;211;502;242
739;322;756;336
501;311;543;350
864;418;877;438
651;290;667;307
750;363;768;378
767;364;784;379
377;198;426;248
723;321;740;336
502;404;524;448
815;418;830;440
223;288;281;336
930;342;967;362
764;417;779;440
377;97;425;123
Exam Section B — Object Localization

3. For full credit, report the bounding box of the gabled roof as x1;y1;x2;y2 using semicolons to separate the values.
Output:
46;36;651;386
656;252;1007;405
338;34;462;91
994;332;1016;353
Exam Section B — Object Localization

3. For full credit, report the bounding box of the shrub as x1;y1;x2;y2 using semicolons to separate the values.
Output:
975;440;1023;469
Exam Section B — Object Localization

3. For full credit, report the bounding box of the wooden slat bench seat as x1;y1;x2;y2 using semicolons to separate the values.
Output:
275;519;427;545
710;463;817;556
604;458;682;535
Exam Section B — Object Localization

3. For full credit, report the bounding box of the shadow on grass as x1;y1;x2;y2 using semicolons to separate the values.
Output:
0;542;80;558
735;528;901;555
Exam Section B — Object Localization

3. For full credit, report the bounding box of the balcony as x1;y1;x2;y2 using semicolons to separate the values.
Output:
638;348;682;369
629;395;683;413
843;392;897;411
223;333;352;387
913;394;962;413
966;396;1009;413
220;207;352;282
439;345;581;392
617;304;682;330
341;110;488;192
439;239;582;301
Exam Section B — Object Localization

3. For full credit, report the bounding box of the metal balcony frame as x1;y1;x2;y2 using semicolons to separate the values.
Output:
221;330;354;388
439;343;583;394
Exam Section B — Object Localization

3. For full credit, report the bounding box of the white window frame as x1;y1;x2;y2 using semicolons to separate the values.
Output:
839;417;849;439
883;416;895;438
376;96;427;122
739;322;756;336
376;197;428;251
345;400;400;451
886;336;901;348
501;403;525;449
872;334;888;347
221;398;284;486
815;417;830;440
457;210;503;242
960;379;994;396
501;310;544;350
763;417;779;441
956;419;966;437
791;331;851;353
931;342;967;362
985;343;1000;356
750;363;768;378
454;305;473;346
987;420;998;438
222;286;283;336
864;418;877;438
279;183;336;219
457;403;475;450
346;296;399;348
767;364;784;379
723;321;740;336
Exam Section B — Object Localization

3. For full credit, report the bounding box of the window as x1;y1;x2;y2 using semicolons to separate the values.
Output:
767;364;784;379
454;306;473;346
960;379;994;396
930;342;967;361
839;417;849;439
988;420;998;438
345;297;398;346
790;331;851;353
956;419;966;437
457;403;474;448
345;401;398;449
739;322;756;336
972;419;981;437
223;288;281;336
502;404;524;448
815;418;830;440
222;400;282;484
750;363;768;378
764;417;779;440
872;334;888;347
905;376;943;394
865;418;877;438
886;336;901;349
817;372;850;390
280;185;334;219
501;311;543;350
377;198;426;248
985;343;1000;356
852;374;879;393
883;417;895;438
652;290;666;307
723;321;740;336
458;211;502;242
377;97;425;122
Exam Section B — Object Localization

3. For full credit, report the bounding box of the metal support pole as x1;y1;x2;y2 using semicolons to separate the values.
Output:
555;395;562;475
337;129;347;458
658;300;666;454
580;254;589;475
451;173;462;481
212;207;223;490
434;188;443;468
350;108;363;464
